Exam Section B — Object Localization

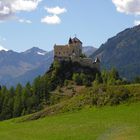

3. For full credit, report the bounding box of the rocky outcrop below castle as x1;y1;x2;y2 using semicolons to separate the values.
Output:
46;60;100;89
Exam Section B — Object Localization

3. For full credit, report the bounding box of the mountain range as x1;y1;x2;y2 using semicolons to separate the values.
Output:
0;47;53;87
2;23;140;87
0;46;96;87
91;25;140;80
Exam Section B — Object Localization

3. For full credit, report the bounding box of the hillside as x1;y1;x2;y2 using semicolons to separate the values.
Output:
91;25;140;80
0;58;140;139
0;102;139;140
0;59;100;121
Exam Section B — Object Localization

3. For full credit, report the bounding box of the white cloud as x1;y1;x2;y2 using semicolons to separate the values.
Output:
41;15;61;24
45;6;67;15
112;0;140;15
134;20;140;25
0;6;10;15
41;6;67;25
0;0;42;20
11;0;42;12
19;19;32;24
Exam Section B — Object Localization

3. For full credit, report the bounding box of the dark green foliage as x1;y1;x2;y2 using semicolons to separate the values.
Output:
0;60;99;121
133;76;140;83
47;60;99;88
80;53;87;58
100;68;123;85
72;73;83;85
72;73;93;86
0;60;131;121
91;85;131;106
0;77;50;120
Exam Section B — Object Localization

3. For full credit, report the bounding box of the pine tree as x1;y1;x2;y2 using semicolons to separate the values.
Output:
13;84;23;117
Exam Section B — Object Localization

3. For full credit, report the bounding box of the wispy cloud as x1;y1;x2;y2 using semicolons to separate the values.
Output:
19;19;32;24
45;6;67;15
41;15;61;24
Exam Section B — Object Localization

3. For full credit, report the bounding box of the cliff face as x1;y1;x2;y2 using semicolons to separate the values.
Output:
91;25;140;80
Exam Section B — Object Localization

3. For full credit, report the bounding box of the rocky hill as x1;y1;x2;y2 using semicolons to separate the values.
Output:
91;25;140;80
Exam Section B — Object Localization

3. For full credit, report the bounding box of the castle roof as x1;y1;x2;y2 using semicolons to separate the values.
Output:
69;37;82;44
73;37;82;43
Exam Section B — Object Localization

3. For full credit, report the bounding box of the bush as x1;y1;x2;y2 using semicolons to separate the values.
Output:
72;73;83;85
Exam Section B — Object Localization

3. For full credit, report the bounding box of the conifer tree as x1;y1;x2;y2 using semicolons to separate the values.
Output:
13;84;23;117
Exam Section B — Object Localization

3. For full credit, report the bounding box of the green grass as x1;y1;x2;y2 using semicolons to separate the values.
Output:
0;102;140;140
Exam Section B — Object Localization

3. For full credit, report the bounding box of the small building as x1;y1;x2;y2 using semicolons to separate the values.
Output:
54;37;100;70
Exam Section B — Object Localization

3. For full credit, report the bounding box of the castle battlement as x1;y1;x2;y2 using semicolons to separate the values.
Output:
54;37;100;70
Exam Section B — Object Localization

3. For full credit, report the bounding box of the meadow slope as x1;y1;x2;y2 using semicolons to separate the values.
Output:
0;102;140;140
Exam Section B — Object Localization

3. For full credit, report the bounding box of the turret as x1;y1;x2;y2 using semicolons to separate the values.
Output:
69;37;73;44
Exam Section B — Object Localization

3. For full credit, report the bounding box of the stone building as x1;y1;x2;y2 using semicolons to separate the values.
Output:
54;37;82;60
54;37;100;70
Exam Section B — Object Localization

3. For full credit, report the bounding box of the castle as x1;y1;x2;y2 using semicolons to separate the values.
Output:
54;37;100;70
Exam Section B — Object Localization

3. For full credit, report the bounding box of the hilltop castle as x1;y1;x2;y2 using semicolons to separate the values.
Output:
54;37;100;70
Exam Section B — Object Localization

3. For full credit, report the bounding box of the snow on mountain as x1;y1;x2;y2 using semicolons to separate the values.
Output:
37;52;47;55
23;47;47;55
0;45;8;51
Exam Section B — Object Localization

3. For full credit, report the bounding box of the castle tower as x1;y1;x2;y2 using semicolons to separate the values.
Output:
68;37;82;57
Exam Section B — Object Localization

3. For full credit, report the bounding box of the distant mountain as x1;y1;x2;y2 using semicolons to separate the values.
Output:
83;46;97;56
0;47;53;87
22;47;47;55
0;46;97;87
91;25;140;80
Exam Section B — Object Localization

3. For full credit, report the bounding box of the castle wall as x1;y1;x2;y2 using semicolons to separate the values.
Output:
54;45;71;58
54;43;82;58
71;57;100;70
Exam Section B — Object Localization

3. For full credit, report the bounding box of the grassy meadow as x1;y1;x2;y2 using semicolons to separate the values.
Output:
0;102;140;140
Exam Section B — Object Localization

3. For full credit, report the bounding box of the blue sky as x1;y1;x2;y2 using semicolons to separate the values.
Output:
0;0;140;52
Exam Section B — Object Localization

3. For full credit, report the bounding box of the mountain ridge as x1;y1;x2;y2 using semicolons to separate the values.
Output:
91;25;140;80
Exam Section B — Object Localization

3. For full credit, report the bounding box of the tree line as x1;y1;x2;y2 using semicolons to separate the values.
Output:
0;61;131;121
